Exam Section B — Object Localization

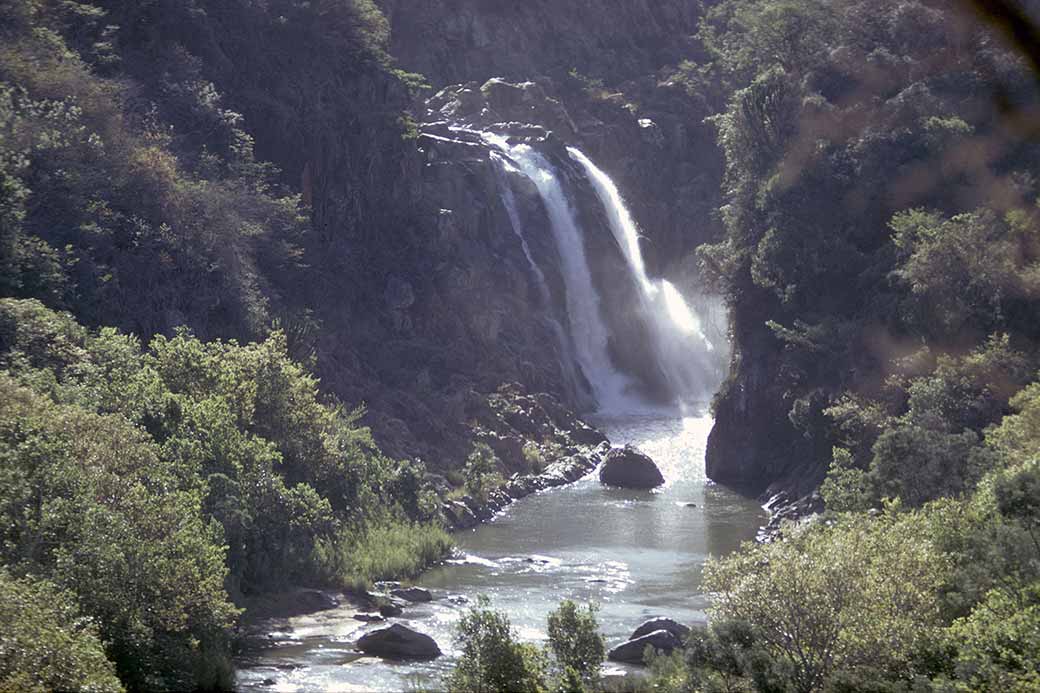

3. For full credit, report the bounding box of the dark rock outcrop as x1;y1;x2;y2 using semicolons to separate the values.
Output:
441;443;605;531
630;618;690;642
353;613;385;623
390;587;434;603
599;445;664;489
378;0;701;88
378;603;403;618
607;629;681;664
356;624;442;660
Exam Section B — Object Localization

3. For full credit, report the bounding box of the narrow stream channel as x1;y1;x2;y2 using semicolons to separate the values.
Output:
235;411;766;692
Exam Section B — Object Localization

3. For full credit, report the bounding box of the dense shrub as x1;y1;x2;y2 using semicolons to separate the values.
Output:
545;601;605;685
447;598;548;693
0;299;451;688
0;570;123;693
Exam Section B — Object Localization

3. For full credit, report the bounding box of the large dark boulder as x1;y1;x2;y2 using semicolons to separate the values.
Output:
356;624;442;660
630;618;690;642
599;445;665;489
391;586;434;603
607;629;681;664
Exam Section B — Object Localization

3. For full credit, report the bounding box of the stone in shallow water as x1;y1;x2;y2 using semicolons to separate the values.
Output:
599;445;665;489
630;617;691;642
353;613;385;623
356;624;442;660
391;586;434;603
378;603;403;618
607;629;681;665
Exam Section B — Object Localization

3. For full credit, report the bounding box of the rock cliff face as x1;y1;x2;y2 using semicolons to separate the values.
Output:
325;7;728;468
154;1;730;474
705;287;832;499
377;0;700;87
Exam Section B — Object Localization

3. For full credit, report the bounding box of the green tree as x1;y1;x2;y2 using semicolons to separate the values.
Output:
0;569;123;693
447;597;547;693
705;514;949;692
545;601;605;685
464;443;504;504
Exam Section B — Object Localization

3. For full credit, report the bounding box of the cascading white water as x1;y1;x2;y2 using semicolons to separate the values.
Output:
567;148;717;407
489;148;593;408
484;135;633;410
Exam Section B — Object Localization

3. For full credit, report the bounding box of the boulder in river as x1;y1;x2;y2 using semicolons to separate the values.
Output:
356;624;442;660
378;603;403;618
353;613;385;623
607;629;682;664
630;618;690;642
391;586;434;603
599;445;665;489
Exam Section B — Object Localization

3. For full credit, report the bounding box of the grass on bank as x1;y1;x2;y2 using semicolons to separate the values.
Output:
315;518;454;593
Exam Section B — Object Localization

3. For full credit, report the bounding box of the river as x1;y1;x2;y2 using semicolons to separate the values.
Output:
235;411;766;692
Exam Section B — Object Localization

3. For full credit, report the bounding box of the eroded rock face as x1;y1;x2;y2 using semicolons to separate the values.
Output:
356;624;441;660
599;445;664;489
607;629;681;664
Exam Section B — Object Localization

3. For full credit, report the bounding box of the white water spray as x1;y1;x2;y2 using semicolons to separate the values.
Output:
485;136;633;410
489;147;593;408
568;147;717;407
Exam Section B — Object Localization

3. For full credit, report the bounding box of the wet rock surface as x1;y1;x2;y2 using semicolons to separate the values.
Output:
391;587;434;603
599;445;665;489
757;491;825;543
356;624;442;660
630;617;690;642
607;629;682;664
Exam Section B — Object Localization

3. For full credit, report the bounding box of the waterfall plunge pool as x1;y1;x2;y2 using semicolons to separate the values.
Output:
234;412;766;692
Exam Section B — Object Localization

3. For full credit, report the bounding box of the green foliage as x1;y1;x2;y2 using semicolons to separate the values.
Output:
869;426;986;507
820;447;874;512
464;442;504;504
0;374;238;691
942;582;1040;691
0;569;123;693
892;209;1040;340
314;518;452;592
647;619;787;693
0;299;450;688
545;601;605;685
447;597;548;693
0;20;309;339
705;514;949;691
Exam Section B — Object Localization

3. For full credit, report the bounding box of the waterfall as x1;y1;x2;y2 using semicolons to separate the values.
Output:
484;135;634;410
489;147;593;408
567;148;717;406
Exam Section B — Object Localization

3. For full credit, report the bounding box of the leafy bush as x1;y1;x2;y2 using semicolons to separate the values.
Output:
0;375;238;691
705;514;949;691
0;570;123;693
447;598;548;693
546;601;605;685
464;442;504;504
0;300;451;688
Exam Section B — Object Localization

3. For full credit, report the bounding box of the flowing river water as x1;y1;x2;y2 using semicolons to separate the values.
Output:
235;411;766;692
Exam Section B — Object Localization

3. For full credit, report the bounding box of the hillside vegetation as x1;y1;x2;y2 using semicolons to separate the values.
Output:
0;3;447;689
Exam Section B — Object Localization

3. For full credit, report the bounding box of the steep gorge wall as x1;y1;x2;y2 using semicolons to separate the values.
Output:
108;1;730;472
377;0;700;87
